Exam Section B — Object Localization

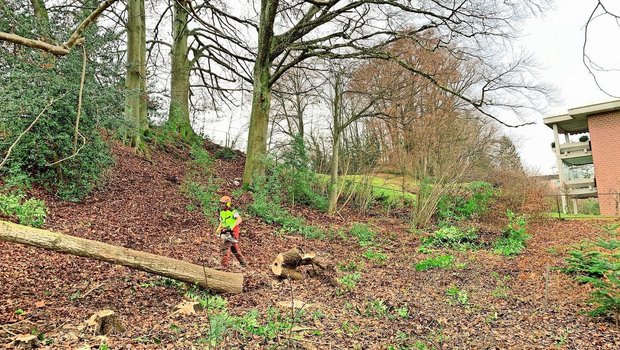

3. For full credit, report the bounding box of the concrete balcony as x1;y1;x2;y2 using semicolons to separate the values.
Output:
559;141;591;155
554;141;593;166
564;177;597;198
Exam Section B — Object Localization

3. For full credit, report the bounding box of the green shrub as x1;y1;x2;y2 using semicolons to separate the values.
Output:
493;210;529;256
0;193;47;228
349;223;376;246
437;181;495;222
414;255;455;271
0;7;120;201
563;224;620;323
422;226;478;250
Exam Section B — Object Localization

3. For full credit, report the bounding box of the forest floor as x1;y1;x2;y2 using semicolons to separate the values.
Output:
1;141;619;349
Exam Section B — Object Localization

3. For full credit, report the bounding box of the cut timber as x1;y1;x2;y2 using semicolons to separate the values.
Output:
271;247;327;280
86;310;125;335
0;220;243;294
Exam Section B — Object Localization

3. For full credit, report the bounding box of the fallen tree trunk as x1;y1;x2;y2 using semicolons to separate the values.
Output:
0;220;243;294
271;247;327;280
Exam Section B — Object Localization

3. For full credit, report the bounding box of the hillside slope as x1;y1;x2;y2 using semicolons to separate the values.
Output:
1;141;619;349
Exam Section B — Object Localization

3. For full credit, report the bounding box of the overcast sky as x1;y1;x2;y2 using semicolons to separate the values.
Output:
506;0;620;175
195;1;620;175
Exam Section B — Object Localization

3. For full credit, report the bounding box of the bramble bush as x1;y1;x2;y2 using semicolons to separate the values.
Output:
487;170;551;216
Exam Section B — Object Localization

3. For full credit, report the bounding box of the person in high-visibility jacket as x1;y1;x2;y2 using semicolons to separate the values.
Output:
215;195;247;267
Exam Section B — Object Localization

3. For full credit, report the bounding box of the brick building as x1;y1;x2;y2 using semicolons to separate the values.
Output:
544;100;620;216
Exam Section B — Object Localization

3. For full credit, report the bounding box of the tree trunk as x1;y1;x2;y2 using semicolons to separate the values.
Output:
327;132;340;214
125;0;148;149
0;220;243;294
138;0;147;126
242;0;279;185
168;0;193;139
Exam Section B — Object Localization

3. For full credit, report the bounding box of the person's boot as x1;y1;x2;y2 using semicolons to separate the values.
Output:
232;244;247;267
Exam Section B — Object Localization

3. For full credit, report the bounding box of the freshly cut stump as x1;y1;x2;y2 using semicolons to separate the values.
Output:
86;310;125;335
11;334;39;348
271;247;328;280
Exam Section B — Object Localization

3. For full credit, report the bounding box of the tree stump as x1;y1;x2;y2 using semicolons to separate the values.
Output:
85;310;125;335
11;334;39;348
271;247;328;280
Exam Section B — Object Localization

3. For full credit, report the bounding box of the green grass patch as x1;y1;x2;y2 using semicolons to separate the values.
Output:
545;212;617;220
363;248;388;264
317;174;417;205
414;255;455;271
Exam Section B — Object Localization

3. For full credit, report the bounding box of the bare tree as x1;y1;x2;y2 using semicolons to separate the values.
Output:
237;0;550;185
320;61;387;214
583;0;620;97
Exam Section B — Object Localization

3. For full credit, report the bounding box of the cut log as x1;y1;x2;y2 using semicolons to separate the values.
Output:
85;310;125;335
271;247;328;280
0;220;243;294
272;264;304;280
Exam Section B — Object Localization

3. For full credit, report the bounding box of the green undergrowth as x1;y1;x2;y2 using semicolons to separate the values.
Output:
139;279;310;346
180;145;220;226
436;181;495;223
414;255;455;271
0;192;47;228
421;226;479;251
248;138;329;239
189;291;305;346
349;223;376;246
493;210;529;257
563;224;620;323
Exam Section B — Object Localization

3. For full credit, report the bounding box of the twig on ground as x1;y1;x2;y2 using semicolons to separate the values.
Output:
81;283;103;299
